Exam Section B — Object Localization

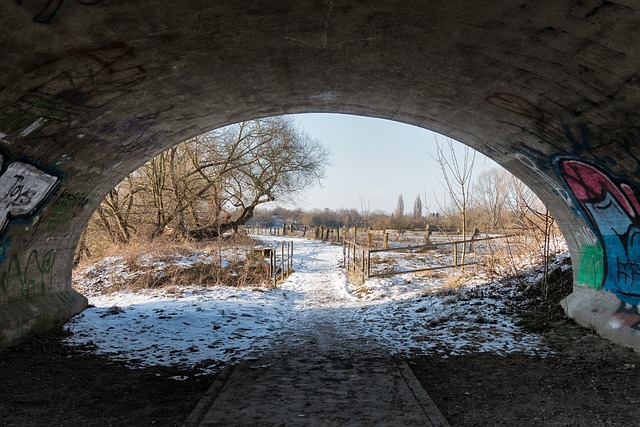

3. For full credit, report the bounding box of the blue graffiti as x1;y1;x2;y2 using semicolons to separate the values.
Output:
558;158;640;305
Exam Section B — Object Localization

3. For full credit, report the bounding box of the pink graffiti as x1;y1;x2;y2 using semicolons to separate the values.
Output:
560;159;640;219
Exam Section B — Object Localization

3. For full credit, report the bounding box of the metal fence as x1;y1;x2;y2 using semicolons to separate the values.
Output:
343;234;514;283
253;241;294;286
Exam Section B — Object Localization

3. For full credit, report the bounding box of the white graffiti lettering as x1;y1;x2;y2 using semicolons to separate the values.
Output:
575;226;598;248
0;162;59;235
516;153;575;209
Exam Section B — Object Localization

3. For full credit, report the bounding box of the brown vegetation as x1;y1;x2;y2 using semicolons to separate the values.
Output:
73;234;274;295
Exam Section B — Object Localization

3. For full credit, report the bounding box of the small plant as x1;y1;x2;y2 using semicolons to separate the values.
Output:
427;313;451;327
474;314;487;324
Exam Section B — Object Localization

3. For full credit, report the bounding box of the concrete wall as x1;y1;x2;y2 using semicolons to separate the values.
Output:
0;0;639;348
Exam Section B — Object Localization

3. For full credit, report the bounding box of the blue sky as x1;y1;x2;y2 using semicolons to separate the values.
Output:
288;113;497;214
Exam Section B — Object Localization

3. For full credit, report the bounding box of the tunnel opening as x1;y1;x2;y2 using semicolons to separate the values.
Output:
63;113;572;371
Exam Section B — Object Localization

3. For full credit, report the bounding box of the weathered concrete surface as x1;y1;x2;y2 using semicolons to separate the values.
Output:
183;322;449;426
0;289;86;346
1;1;640;346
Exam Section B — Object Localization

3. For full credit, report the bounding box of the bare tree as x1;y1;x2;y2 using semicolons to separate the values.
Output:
510;177;560;295
93;177;139;243
358;193;371;228
474;168;511;230
433;137;476;265
88;117;330;244
413;194;423;219
395;194;404;218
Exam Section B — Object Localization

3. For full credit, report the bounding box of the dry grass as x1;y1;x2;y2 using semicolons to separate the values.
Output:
74;234;274;294
105;258;272;293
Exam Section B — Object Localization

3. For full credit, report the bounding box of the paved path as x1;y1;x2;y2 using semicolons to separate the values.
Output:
184;327;448;426
183;237;449;426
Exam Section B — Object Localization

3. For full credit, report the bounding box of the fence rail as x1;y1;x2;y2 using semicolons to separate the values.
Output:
344;234;514;283
247;225;518;285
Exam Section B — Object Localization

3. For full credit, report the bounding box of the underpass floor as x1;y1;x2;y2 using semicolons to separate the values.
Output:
184;320;449;426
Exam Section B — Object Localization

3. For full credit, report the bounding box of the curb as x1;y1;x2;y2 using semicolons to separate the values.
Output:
181;362;237;427
393;356;450;427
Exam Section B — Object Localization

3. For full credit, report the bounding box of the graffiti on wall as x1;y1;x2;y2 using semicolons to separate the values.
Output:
16;0;105;24
495;96;640;312
0;249;56;299
100;110;170;154
0;161;60;237
574;227;604;289
0;42;145;142
516;152;578;214
600;302;640;331
42;188;89;232
0;145;62;239
556;158;640;305
487;93;546;122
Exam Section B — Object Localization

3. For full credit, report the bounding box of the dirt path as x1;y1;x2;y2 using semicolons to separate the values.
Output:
409;319;640;426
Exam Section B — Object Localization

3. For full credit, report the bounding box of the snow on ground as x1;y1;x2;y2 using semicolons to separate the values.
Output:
64;235;555;376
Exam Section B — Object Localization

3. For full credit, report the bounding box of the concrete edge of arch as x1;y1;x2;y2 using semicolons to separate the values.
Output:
0;290;87;347
563;288;640;353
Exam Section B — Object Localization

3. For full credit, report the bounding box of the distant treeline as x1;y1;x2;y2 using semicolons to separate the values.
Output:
249;207;447;231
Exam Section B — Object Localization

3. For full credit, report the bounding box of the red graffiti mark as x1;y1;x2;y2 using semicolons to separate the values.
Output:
560;159;640;219
598;303;640;331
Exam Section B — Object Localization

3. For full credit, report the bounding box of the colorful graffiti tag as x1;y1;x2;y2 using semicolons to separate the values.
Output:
574;226;604;290
557;158;640;305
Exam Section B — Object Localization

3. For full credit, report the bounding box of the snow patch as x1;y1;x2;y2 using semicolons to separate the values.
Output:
65;236;555;376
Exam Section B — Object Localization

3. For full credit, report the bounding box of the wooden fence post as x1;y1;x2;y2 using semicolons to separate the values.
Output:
281;242;285;282
353;243;357;268
288;242;293;273
346;241;350;271
270;250;275;286
469;228;480;253
343;239;346;267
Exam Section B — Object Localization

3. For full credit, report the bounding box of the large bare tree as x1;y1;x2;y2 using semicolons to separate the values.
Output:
90;117;330;242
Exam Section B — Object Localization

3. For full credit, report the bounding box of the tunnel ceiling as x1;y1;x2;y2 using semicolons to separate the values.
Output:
2;0;639;203
0;0;638;250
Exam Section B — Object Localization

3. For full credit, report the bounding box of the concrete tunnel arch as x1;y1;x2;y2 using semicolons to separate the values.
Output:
1;0;640;348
